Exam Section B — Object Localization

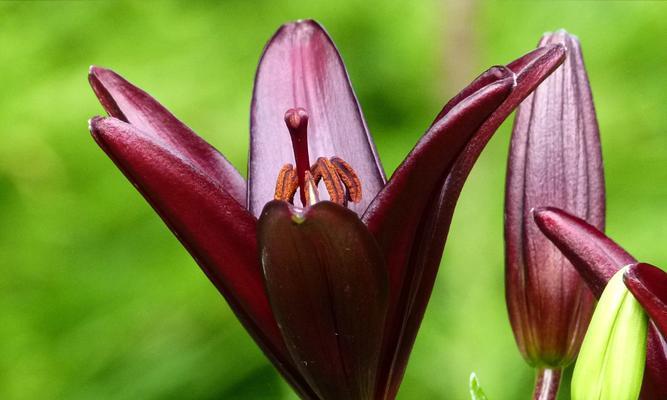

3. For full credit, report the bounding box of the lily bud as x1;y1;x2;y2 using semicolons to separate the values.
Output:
572;266;648;400
504;31;604;397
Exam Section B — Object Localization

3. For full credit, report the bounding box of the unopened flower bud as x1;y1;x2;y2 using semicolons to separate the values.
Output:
572;266;648;400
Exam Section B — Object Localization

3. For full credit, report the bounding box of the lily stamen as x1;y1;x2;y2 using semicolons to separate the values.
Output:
274;164;298;203
303;170;320;206
275;108;362;207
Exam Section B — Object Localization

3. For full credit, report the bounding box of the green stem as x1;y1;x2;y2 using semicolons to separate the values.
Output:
532;368;562;400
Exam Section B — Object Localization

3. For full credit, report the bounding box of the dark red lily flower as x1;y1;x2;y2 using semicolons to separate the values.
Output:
504;31;604;399
88;19;564;399
533;207;667;400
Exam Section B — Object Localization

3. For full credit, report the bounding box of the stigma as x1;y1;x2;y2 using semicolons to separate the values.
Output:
274;108;362;207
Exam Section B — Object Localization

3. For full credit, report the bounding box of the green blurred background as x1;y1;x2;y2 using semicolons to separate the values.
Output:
1;1;666;399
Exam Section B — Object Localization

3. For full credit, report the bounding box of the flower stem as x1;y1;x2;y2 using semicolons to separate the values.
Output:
532;368;562;400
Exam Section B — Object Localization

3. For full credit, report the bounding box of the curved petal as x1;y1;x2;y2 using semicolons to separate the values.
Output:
643;327;667;400
625;263;667;338
89;66;246;205
625;265;667;400
533;207;667;400
259;201;387;400
89;117;315;399
249;20;385;216
362;74;514;396
366;44;566;397
532;207;634;297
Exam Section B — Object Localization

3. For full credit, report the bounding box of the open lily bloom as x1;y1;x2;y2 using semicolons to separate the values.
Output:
533;207;667;400
89;20;564;399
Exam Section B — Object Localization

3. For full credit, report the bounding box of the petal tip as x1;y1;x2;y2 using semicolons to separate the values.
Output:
88;115;105;133
532;206;561;225
88;65;113;80
271;19;329;46
280;18;322;32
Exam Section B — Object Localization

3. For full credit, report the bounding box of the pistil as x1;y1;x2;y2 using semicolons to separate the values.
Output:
284;108;311;205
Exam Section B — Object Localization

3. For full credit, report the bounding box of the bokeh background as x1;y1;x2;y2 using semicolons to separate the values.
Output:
1;1;666;399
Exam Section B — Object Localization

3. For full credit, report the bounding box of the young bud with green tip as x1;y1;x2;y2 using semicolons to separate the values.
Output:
572;266;648;400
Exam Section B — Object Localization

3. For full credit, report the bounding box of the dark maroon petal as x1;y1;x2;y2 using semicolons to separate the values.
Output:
625;263;667;338
259;200;387;400
89;117;315;398
368;45;566;398
430;66;513;124
504;31;603;368
642;327;667;400
361;75;514;396
533;207;634;297
363;78;513;290
89;66;246;205
249;20;385;216
533;208;667;399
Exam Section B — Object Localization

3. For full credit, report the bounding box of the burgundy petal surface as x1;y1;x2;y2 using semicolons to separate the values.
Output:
249;20;385;216
89;117;314;398
625;263;667;338
533;207;634;297
505;31;603;368
362;74;514;397
89;66;246;205
533;207;667;400
643;326;667;400
259;201;387;400
366;45;566;398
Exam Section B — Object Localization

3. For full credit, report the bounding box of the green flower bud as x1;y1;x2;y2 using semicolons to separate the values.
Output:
572;266;648;400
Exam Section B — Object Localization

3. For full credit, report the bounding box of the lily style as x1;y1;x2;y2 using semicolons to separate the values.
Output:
504;30;604;400
88;20;565;399
533;207;667;400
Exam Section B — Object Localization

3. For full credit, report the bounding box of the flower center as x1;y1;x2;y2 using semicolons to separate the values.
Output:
274;108;362;207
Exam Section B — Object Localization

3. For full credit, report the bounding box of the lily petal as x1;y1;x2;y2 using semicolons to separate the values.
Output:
259;201;387;400
533;207;667;400
89;66;246;205
369;45;566;397
249;20;385;216
624;263;667;338
532;207;634;297
89;116;314;398
362;73;513;397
